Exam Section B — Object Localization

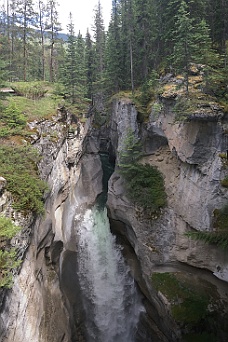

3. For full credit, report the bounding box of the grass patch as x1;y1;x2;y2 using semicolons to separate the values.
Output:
10;81;48;99
6;96;59;121
0;145;48;214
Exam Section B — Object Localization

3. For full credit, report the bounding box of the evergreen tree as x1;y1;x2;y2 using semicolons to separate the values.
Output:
64;12;77;103
105;0;122;92
16;0;37;81
75;31;86;98
93;1;106;96
85;29;94;99
38;0;47;80
133;0;157;83
46;0;61;82
171;0;196;93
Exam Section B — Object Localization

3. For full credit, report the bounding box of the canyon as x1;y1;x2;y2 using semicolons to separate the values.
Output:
0;77;228;341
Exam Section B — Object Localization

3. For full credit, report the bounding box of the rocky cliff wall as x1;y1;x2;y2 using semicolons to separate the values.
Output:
1;87;228;341
0;110;103;342
107;96;228;341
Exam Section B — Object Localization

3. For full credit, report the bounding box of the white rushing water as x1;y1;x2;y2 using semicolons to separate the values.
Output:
76;205;143;342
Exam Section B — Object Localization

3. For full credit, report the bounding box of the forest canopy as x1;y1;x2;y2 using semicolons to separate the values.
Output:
0;0;227;103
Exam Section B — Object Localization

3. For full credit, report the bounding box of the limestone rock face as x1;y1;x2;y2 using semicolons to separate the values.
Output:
107;97;228;340
0;113;102;342
109;99;139;162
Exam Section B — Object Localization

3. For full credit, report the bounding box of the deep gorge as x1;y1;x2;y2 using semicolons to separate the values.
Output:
1;81;228;341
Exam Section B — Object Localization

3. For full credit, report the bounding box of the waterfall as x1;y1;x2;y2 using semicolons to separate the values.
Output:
76;205;144;342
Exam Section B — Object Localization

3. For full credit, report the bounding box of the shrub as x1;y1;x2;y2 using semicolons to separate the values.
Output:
2;102;26;128
0;249;21;288
186;205;228;249
119;130;166;213
220;176;228;187
0;145;48;214
122;163;167;212
0;216;21;239
0;100;27;137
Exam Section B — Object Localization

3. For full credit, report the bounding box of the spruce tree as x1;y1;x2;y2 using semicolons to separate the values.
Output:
105;0;122;93
38;0;47;80
64;13;77;103
46;0;61;82
93;1;106;96
16;0;37;81
171;0;195;93
75;31;86;99
85;29;94;100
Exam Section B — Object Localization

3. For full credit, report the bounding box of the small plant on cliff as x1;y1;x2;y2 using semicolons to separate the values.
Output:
0;249;21;288
0;216;21;288
220;176;228;188
186;205;228;249
119;130;166;213
0;216;21;239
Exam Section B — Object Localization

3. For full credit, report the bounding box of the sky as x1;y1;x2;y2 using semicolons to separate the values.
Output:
57;0;112;35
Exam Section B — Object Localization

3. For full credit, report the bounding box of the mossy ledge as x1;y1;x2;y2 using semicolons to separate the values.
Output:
151;272;225;341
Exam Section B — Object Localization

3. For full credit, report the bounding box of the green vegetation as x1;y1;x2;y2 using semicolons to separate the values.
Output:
151;272;210;324
11;82;48;99
0;217;21;289
0;0;226;111
0;216;21;239
220;176;228;188
186;230;228;249
183;332;217;342
0;249;21;288
0;100;27;138
0;146;48;215
173;96;192;121
119;130;166;213
7;96;59;121
151;272;219;338
186;205;228;249
214;205;228;231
